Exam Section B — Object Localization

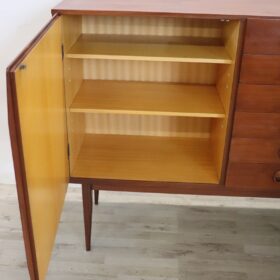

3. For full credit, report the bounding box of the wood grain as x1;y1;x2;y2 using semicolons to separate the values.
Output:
236;84;280;113
71;134;219;184
240;55;280;85
233;112;280;138
52;0;280;18
66;34;232;64
230;138;280;163
85;114;211;138
70;80;225;118
6;72;39;280
76;14;221;146
70;176;280;197
211;20;241;179
81;16;223;39
78;34;223;46
244;19;280;54
13;18;69;280
62;16;85;172
226;162;280;190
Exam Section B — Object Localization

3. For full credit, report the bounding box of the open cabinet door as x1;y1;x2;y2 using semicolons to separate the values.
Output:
6;15;69;280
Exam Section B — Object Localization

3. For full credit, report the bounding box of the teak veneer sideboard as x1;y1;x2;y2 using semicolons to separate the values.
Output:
6;0;280;279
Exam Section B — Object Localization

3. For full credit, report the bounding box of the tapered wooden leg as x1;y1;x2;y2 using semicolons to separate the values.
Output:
94;190;99;205
82;184;92;251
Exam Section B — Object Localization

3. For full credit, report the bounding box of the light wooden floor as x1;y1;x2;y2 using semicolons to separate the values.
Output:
0;185;280;280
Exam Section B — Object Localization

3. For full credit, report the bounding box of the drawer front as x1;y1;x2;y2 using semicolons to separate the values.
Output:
244;19;280;55
240;55;280;85
236;84;280;113
229;20;280;193
233;112;280;138
226;162;280;190
230;138;280;163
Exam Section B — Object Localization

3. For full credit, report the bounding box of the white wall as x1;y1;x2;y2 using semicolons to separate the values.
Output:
0;0;61;183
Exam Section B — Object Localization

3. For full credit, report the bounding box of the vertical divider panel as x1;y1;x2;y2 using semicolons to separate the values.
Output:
211;20;241;179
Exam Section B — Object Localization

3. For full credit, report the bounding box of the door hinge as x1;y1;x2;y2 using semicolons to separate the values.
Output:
61;44;64;60
67;144;70;158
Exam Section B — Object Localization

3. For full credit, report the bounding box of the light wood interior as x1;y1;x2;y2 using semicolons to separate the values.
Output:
211;20;241;178
66;34;232;64
70;80;225;118
14;18;68;280
84;114;211;138
62;15;241;183
63;16;84;168
72;134;218;183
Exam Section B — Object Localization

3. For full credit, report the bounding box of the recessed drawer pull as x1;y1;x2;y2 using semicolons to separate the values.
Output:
273;170;280;183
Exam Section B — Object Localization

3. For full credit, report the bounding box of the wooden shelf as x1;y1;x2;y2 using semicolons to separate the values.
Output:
66;34;232;64
70;80;225;118
71;134;219;184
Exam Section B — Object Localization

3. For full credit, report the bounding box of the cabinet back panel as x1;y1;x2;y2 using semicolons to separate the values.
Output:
82;16;223;38
85;114;211;138
83;60;217;84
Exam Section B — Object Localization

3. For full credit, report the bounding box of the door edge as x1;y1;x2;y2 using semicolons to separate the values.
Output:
6;14;62;280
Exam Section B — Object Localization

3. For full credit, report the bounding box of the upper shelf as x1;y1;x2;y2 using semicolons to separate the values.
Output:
66;34;232;64
70;80;225;118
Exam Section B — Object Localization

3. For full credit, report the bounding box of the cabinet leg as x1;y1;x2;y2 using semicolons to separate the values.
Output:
82;184;93;251
94;190;99;205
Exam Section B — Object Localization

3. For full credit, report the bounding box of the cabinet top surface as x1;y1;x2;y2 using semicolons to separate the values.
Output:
52;0;280;18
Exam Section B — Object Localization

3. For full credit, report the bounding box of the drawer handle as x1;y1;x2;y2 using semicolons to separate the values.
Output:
273;171;280;183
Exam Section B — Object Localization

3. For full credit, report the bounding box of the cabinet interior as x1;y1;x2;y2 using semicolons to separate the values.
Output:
62;15;241;184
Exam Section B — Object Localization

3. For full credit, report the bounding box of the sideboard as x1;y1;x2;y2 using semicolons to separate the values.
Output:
6;0;280;279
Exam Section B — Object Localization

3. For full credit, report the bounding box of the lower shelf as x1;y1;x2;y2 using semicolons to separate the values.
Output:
71;134;219;184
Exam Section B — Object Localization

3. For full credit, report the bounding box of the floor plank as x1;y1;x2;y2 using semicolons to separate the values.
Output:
0;185;279;279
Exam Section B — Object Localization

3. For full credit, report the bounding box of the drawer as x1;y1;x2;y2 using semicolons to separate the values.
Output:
244;19;280;55
233;112;280;138
230;138;280;163
226;162;280;190
240;55;280;85
236;84;280;113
